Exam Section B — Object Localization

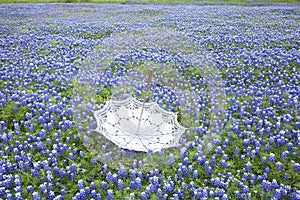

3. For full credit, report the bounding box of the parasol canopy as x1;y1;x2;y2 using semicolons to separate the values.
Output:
94;97;187;152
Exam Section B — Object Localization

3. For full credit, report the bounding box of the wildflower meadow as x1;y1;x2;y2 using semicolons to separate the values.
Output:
0;3;299;200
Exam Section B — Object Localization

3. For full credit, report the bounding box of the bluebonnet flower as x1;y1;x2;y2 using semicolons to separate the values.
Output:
261;157;267;166
6;193;14;200
46;170;53;182
294;163;300;173
46;138;52;145
27;185;34;194
112;173;118;185
40;183;48;195
264;144;270;153
78;180;84;190
130;180;136;190
92;158;97;166
177;168;183;180
210;154;217;166
261;180;271;192
117;179;124;191
105;152;112;162
100;181;107;192
216;188;226;197
102;164;108;174
280;151;289;161
89;182;97;191
250;149;257;158
271;179;278;189
38;129;47;140
265;167;271;175
192;170;198;179
79;188;85;199
68;172;76;181
183;157;189;166
14;174;22;186
90;190;97;199
182;166;189;176
84;186;90;196
276;162;283;171
233;147;240;158
288;143;295;153
70;164;77;173
33;192;42;200
26;112;32;120
188;164;194;173
79;151;84;158
47;190;56;199
140;192;147;200
0;187;6;196
72;148;78;155
137;171;143;179
60;186;66;197
234;191;243;199
205;166;212;176
281;173;289;181
240;155;246;161
59;144;68;155
245;161;252;172
216;146;223;155
57;168;66;179
135;177;142;190
268;153;276;163
164;182;174;195
273;188;282;199
36;141;46;151
118;165;127;179
15;192;24;200
291;190;300;200
107;189;114;200
69;153;74;161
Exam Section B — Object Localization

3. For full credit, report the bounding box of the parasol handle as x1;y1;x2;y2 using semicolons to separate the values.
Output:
137;69;153;134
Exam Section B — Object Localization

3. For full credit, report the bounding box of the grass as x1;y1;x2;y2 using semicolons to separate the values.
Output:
0;0;299;4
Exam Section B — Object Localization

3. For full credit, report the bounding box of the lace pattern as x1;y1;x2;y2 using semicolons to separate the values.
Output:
94;97;187;152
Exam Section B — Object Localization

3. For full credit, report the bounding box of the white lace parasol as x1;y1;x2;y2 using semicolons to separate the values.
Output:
94;97;186;152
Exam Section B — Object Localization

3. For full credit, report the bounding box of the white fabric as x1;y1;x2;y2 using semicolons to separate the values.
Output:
94;97;186;152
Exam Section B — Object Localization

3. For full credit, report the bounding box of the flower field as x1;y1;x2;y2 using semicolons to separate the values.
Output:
0;3;299;200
